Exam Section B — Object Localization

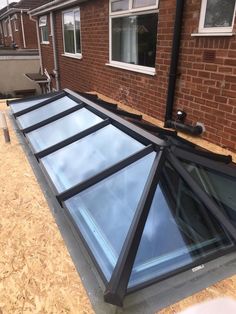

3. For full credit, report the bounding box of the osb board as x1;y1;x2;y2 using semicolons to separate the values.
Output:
0;102;94;313
93;92;236;162
1;99;236;314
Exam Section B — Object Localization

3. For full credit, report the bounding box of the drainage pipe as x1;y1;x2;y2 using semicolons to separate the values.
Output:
30;14;43;75
0;112;10;143
50;11;60;90
164;0;185;126
165;120;203;136
20;10;26;48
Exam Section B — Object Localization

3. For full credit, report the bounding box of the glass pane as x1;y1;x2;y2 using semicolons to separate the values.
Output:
181;161;236;227
112;14;157;67
75;10;81;53
65;152;156;280
129;162;233;288
132;0;157;9
10;97;49;114
39;16;47;27
111;0;129;12
27;108;103;153
17;96;80;129
42;26;49;42
41;124;144;192
64;11;75;53
204;0;235;28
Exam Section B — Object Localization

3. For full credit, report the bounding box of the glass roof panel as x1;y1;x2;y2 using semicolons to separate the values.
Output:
181;161;236;227
65;152;156;280
17;96;80;129
26;108;103;153
128;161;233;288
41;124;145;192
10;97;50;114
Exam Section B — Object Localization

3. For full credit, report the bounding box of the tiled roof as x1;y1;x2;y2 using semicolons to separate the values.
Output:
13;0;52;10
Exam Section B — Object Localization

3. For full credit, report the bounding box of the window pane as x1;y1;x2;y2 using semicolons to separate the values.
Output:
129;162;233;288
65;152;156;280
64;11;75;53
112;13;157;67
27;108;103;153
132;0;157;9
42;25;49;42
181;161;236;227
39;16;47;27
41;124;144;192
10;97;49;114
204;0;235;28
75;10;81;53
111;0;129;12
17;96;80;129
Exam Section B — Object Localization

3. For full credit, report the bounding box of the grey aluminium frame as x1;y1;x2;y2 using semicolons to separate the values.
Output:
8;88;236;307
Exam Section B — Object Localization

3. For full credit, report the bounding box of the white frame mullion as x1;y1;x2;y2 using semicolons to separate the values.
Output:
62;8;82;59
198;0;236;34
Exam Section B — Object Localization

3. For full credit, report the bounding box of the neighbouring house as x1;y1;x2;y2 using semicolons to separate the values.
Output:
0;0;50;49
29;0;236;152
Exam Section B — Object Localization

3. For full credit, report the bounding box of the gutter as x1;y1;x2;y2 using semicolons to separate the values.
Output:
0;8;28;20
20;10;26;48
164;0;204;136
50;12;60;90
29;0;87;17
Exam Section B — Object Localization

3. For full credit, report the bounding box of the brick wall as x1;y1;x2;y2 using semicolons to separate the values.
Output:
175;1;236;151
40;14;56;86
22;13;38;49
0;13;38;49
40;0;236;151
11;14;24;48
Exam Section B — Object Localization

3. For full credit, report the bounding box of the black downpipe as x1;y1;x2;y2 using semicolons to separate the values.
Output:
164;0;203;136
164;0;185;125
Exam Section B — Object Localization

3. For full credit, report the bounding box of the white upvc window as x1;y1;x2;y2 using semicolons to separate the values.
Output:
11;14;19;32
62;8;82;58
39;15;49;44
108;0;159;75
3;21;7;37
199;0;236;34
8;18;12;37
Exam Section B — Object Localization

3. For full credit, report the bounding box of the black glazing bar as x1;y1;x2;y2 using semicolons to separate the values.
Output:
109;108;143;120
35;118;111;159
167;152;236;242
173;145;232;164
57;144;154;202
21;103;84;134
7;90;63;106
13;91;66;117
129;119;178;136
172;147;236;178
64;89;167;147
104;149;166;307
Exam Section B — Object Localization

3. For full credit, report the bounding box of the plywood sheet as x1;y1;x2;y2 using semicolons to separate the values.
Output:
0;101;94;313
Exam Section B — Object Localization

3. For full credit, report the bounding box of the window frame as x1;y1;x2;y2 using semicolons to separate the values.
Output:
108;0;159;75
39;15;49;44
3;20;7;37
62;8;82;59
198;0;236;34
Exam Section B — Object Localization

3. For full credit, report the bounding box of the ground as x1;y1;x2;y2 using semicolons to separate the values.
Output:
0;99;236;314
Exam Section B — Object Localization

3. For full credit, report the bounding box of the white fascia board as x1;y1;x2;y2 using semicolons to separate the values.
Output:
29;0;87;17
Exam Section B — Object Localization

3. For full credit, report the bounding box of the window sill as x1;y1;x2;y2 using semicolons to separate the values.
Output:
41;41;50;45
106;62;156;76
191;32;235;37
61;53;82;60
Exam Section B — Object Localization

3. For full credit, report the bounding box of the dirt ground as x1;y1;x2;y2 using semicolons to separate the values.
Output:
0;99;236;314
